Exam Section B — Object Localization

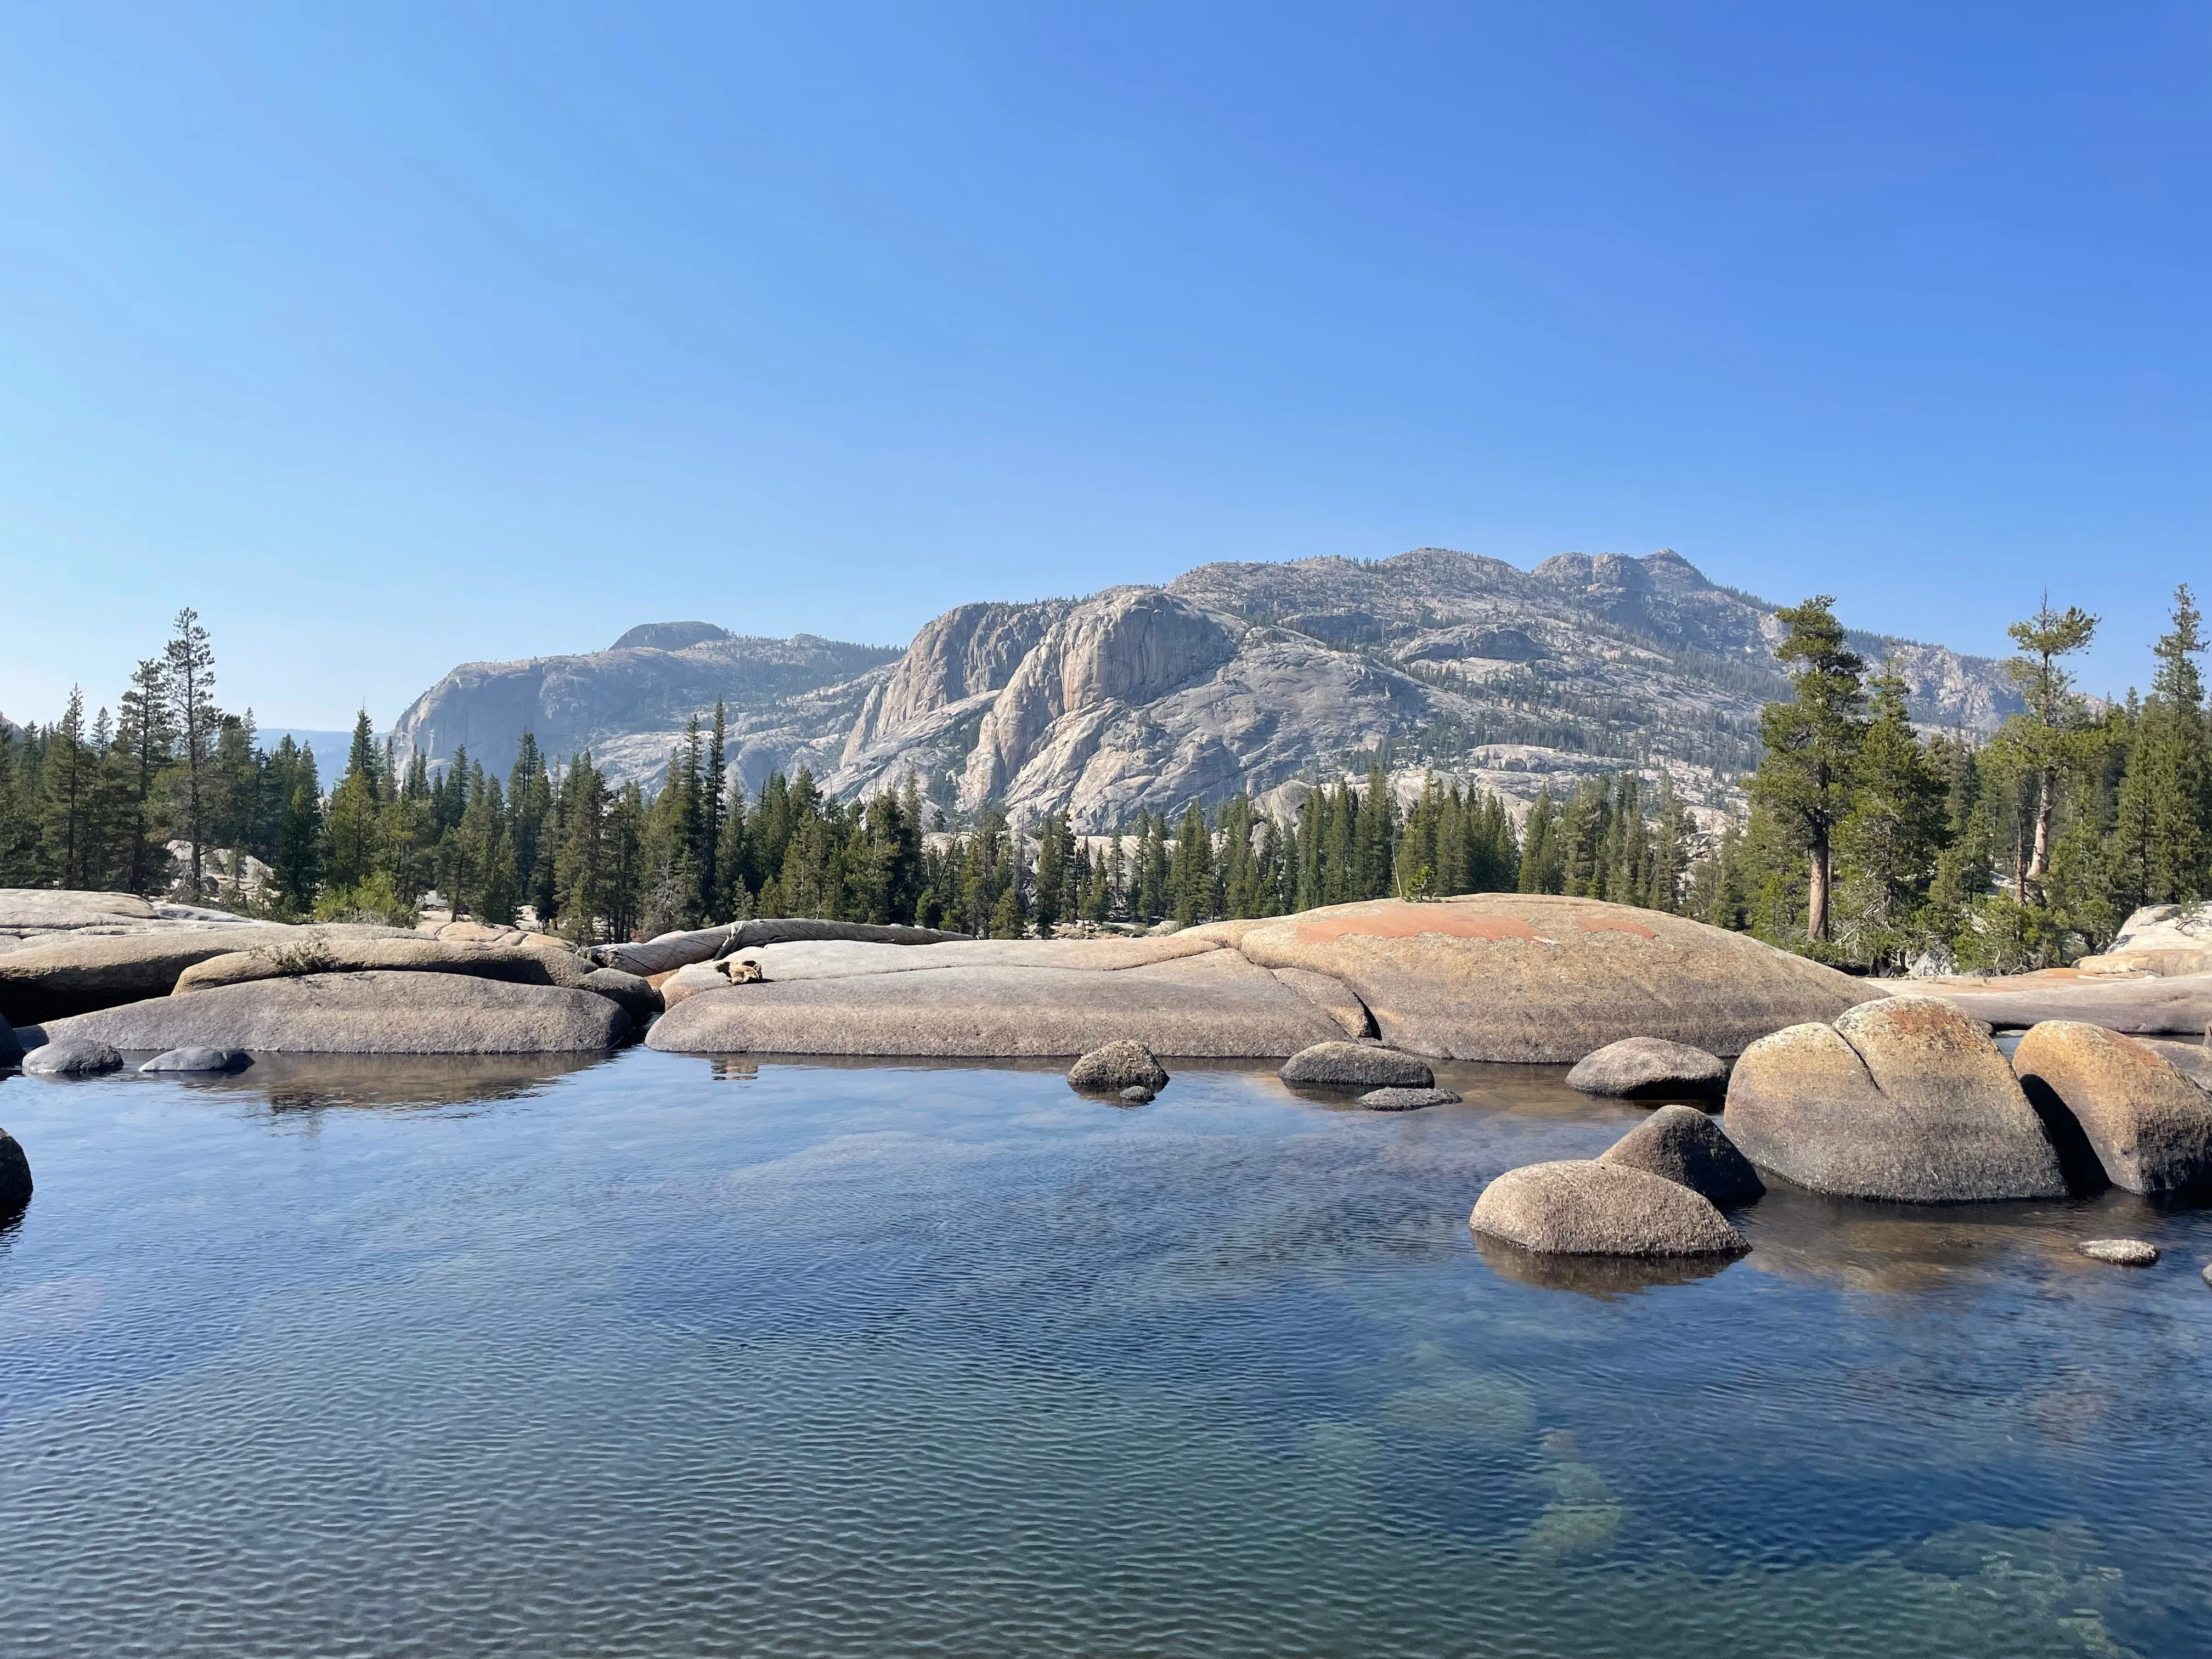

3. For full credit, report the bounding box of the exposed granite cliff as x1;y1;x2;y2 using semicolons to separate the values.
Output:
391;548;2021;829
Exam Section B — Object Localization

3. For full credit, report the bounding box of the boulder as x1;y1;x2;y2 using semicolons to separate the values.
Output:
595;918;970;978
1279;1041;1434;1090
1;927;278;1025
0;888;253;937
0;1127;29;1210
1567;1036;1727;1099
1068;1040;1170;1092
2140;1039;2212;1088
1598;1104;1764;1205
139;1047;251;1074
1724;997;2068;1203
1356;1086;1462;1110
1117;1085;1155;1105
1268;968;1375;1038
648;949;1340;1058
580;967;663;1027
2079;1239;2159;1267
1232;895;1872;1062
176;937;593;994
1470;1160;1749;1256
24;1040;123;1076
25;972;630;1055
2011;1020;2212;1194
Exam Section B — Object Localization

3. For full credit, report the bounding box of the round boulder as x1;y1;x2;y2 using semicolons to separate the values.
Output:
1470;1160;1749;1256
1598;1103;1764;1205
1356;1086;1461;1110
1280;1041;1434;1090
139;1047;252;1074
1567;1036;1727;1099
2079;1238;2159;1267
2011;1021;2212;1195
1724;997;2068;1203
0;1127;30;1211
1232;894;1872;1062
1069;1039;1170;1092
24;1039;123;1076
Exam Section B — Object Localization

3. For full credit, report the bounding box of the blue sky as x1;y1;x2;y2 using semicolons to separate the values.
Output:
2;2;2205;729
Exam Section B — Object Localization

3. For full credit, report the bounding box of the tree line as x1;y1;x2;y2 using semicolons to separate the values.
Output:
1715;587;2211;973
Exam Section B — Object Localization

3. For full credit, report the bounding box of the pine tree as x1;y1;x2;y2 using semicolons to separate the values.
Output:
1749;596;1867;943
272;746;325;917
2113;585;2212;905
163;608;218;900
40;687;94;888
1833;670;1948;970
113;657;173;895
1993;597;2100;898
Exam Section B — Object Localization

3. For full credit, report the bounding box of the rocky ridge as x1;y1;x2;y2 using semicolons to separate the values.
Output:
389;548;2023;832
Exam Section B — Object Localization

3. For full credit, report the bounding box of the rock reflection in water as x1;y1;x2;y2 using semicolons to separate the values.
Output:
154;1051;614;1113
1472;1231;1737;1298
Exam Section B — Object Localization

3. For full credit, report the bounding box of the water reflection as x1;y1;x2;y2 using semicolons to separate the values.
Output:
156;1051;615;1112
1473;1232;1736;1298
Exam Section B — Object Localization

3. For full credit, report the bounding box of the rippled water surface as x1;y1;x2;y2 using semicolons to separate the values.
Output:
2;1049;2210;1657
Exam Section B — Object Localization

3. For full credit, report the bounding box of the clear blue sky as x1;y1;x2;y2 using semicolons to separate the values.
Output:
2;2;2205;729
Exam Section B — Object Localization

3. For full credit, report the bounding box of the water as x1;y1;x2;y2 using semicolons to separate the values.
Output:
2;1049;2209;1658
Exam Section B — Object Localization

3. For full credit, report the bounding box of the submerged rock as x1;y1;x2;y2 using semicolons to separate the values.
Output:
1232;894;1872;1062
1470;1160;1748;1256
1724;997;2067;1203
0;1127;29;1210
1279;1040;1434;1090
23;1039;123;1076
139;1047;251;1074
1567;1036;1726;1099
2079;1239;2159;1267
2011;1021;2212;1194
1598;1103;1764;1205
1117;1085;1155;1105
1356;1086;1461;1110
29;973;631;1056
1068;1040;1170;1092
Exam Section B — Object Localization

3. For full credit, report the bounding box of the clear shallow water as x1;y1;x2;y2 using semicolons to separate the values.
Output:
1;1052;2209;1658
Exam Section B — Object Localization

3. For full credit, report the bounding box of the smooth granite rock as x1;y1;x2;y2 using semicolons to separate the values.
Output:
1232;895;1873;1062
1268;967;1376;1038
648;949;1340;1058
1068;1040;1170;1092
1279;1041;1434;1089
725;935;1220;982
1724;997;2068;1202
28;973;630;1055
1356;1085;1461;1110
0;927;278;1025
177;937;593;994
1470;1160;1749;1256
2079;1239;2159;1266
0;1127;29;1210
2011;1020;2212;1194
659;962;742;1009
579;967;663;1027
23;1039;123;1076
1567;1036;1728;1099
139;1047;251;1074
1909;973;2212;1035
1598;1104;1764;1204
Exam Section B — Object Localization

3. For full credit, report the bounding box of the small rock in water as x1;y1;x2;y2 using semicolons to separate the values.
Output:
1280;1041;1432;1090
140;1047;251;1074
1566;1036;1726;1099
1069;1040;1170;1093
1117;1085;1156;1105
2079;1238;2159;1267
1357;1086;1460;1110
23;1040;123;1077
0;1127;30;1211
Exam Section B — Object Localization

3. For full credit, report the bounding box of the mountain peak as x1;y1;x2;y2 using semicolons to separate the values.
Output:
610;622;733;652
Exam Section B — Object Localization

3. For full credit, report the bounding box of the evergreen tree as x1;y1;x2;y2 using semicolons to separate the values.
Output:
271;746;325;917
2113;585;2212;905
1833;670;1948;970
162;608;218;899
1994;597;2100;897
112;657;173;895
39;687;94;889
1749;596;1867;943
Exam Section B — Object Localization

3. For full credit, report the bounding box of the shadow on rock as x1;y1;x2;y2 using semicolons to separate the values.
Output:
1473;1232;1736;1299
